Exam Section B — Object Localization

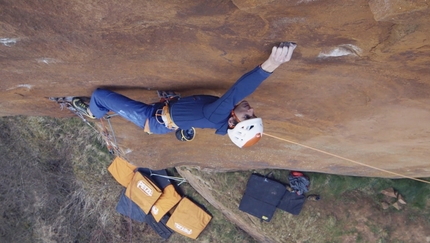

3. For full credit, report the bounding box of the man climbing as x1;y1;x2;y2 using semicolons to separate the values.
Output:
72;42;297;148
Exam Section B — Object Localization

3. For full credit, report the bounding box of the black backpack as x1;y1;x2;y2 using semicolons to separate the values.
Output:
238;173;286;222
239;172;307;220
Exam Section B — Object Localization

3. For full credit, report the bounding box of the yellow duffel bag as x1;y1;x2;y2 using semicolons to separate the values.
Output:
125;172;162;214
166;197;212;239
108;156;137;187
151;184;182;222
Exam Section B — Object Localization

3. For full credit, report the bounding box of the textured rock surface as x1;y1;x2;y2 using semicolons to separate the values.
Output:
1;0;429;177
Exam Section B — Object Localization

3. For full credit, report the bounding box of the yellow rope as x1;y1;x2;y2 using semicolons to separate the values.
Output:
263;132;430;184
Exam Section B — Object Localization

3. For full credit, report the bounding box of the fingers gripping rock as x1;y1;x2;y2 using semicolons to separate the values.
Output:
262;42;297;73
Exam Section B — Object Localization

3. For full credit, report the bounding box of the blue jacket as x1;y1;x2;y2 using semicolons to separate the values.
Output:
170;66;271;135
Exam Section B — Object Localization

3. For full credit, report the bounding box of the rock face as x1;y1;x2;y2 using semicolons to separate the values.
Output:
1;0;429;178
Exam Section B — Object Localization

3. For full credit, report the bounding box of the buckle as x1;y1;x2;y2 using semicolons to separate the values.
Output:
155;109;164;124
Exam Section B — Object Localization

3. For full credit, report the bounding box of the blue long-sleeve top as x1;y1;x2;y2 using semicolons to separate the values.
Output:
169;66;271;135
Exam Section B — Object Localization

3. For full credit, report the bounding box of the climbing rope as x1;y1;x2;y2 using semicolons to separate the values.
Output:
98;117;122;156
263;132;430;184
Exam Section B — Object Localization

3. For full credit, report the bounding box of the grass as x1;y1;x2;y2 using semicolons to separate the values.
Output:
0;116;124;243
0;116;255;243
1;116;429;242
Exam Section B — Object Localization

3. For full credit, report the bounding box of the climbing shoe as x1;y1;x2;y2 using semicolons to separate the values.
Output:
72;98;95;119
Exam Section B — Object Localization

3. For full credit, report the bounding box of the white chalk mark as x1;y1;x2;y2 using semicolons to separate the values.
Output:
295;113;304;117
6;84;33;91
36;58;59;64
0;38;18;46
318;44;362;58
17;84;32;89
297;0;318;4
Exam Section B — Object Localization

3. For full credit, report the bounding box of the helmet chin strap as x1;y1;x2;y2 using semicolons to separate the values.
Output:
229;109;241;129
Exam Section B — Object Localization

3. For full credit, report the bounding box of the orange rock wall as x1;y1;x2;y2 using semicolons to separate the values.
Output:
1;0;429;178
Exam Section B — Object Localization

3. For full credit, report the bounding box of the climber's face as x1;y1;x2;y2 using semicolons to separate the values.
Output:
228;100;256;128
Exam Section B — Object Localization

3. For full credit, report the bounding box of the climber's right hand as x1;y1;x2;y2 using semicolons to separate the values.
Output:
261;42;297;73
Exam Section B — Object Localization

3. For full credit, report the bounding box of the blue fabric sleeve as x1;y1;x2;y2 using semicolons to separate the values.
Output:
203;66;271;123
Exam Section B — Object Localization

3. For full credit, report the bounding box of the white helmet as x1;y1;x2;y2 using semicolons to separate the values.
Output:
227;118;263;148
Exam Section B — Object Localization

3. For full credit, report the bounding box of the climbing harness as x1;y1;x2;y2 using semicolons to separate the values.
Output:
154;91;181;130
155;104;179;129
155;91;196;142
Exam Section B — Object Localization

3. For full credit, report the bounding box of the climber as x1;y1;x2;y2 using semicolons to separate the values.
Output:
72;42;297;148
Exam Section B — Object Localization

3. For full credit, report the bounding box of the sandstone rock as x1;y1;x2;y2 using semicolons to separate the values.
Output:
1;0;430;178
369;0;428;23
